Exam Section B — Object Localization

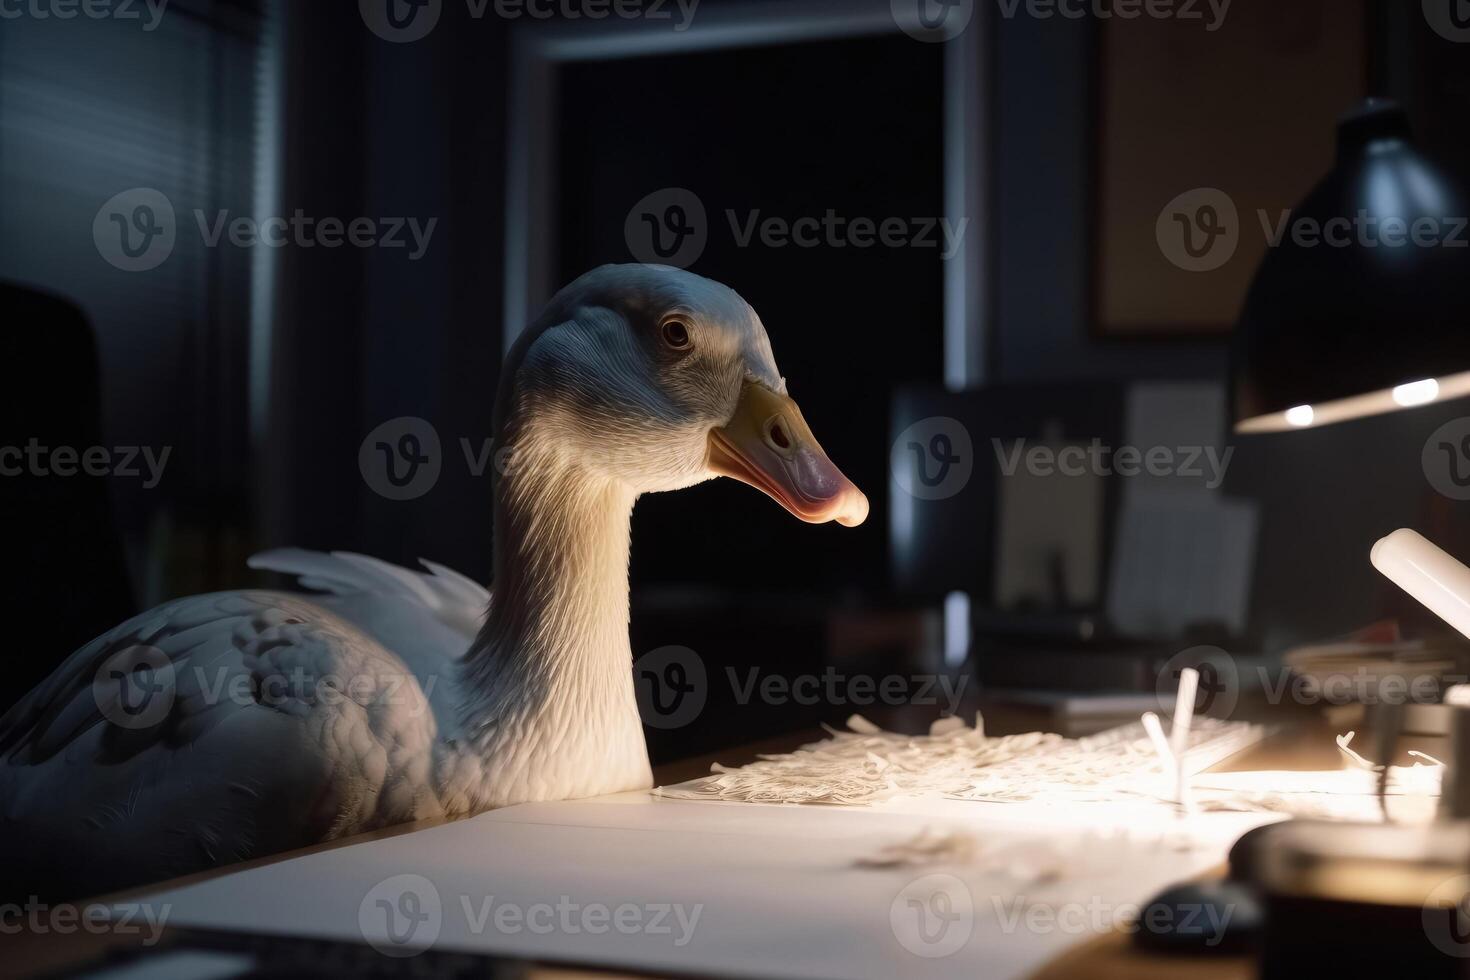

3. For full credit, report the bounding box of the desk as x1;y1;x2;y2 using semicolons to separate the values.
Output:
6;717;1418;979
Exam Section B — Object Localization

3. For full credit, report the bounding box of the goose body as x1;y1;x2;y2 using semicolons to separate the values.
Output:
0;265;867;898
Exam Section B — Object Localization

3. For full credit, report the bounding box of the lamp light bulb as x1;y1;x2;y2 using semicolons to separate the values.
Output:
1284;405;1315;427
1392;378;1439;407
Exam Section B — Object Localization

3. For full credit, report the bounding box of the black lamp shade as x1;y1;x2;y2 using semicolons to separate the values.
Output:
1232;99;1470;432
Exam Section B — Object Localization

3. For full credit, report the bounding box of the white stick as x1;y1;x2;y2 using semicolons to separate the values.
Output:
1171;667;1199;756
1170;668;1199;810
1141;711;1173;769
1372;529;1470;641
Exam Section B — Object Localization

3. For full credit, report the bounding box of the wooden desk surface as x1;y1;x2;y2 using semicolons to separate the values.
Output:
7;712;1420;979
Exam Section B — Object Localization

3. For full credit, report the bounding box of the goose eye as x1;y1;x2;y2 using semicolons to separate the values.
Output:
661;319;692;351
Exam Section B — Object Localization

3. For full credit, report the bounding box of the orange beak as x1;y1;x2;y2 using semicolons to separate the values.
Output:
706;381;869;527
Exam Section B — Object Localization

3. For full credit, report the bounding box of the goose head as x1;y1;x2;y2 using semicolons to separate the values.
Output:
498;264;868;526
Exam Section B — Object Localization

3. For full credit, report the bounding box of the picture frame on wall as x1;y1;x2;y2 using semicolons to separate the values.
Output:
1091;0;1368;338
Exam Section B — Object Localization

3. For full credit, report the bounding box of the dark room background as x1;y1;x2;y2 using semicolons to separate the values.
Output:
4;0;1470;758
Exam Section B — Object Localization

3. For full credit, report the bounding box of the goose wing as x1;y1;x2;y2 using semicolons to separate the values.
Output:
0;590;442;899
248;548;488;649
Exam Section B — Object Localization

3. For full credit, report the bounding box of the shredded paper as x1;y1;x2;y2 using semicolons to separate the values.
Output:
655;713;1268;807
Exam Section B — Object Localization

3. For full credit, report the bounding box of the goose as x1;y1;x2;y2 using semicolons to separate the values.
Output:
0;264;868;900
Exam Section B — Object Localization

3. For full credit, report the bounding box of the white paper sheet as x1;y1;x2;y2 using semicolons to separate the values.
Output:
993;437;1104;608
1105;382;1259;638
136;792;1276;979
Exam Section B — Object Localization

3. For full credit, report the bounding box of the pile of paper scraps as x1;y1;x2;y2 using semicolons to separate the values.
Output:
654;713;1266;807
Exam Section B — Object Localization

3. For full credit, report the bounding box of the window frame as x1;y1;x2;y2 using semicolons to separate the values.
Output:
501;0;989;389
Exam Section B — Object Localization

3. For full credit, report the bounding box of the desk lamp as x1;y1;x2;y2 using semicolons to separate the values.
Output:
1232;98;1470;433
1226;98;1470;977
1231;96;1470;759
